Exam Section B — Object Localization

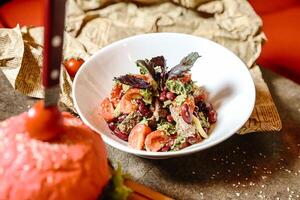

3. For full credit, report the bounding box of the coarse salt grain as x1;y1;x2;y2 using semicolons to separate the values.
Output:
236;193;240;197
47;175;54;184
4;152;10;159
0;167;4;175
23;165;30;171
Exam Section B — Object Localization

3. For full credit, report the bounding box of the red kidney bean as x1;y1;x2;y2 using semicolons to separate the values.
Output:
208;109;217;123
159;90;167;101
181;104;192;124
205;102;213;112
166;92;175;101
166;115;174;123
138;103;151;117
160;146;171;152
113;128;129;141
108;122;117;131
117;114;127;123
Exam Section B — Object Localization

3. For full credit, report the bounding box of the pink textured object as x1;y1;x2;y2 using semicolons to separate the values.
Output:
0;112;110;200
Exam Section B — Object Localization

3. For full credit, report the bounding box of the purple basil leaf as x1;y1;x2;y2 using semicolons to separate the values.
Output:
114;75;151;89
168;52;200;79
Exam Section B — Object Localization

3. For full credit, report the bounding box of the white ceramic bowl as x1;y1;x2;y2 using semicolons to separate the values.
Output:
73;33;255;159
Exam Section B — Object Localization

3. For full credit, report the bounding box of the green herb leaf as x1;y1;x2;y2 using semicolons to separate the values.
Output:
136;59;155;77
157;121;176;135
140;89;152;105
174;94;187;106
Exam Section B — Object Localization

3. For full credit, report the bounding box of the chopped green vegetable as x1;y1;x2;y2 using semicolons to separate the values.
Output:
174;94;187;106
163;100;172;108
136;61;149;75
192;115;208;138
157;121;176;135
166;80;186;95
198;112;210;128
171;135;185;150
122;84;131;92
138;117;149;125
113;103;121;118
140;89;152;105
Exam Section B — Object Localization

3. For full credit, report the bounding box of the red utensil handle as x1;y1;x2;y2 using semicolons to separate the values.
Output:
43;0;66;88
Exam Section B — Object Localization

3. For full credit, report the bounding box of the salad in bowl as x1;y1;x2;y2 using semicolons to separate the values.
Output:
99;52;217;152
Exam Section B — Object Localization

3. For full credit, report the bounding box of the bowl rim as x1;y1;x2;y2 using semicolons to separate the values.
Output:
73;32;256;157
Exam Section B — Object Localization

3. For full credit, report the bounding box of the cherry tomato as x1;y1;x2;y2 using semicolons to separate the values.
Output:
144;130;169;152
63;57;84;78
120;88;141;114
99;97;115;122
128;124;152;150
25;101;63;141
110;83;122;108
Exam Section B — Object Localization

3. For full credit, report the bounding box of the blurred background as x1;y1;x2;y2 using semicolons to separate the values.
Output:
0;0;299;83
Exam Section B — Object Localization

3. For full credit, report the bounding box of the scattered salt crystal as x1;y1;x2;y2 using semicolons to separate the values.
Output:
216;171;220;174
17;144;25;152
261;176;267;180
245;177;248;181
261;185;265;188
245;193;248;196
253;170;257;174
227;169;231;173
237;173;240;176
54;163;60;170
213;158;217;161
259;153;263;156
287;187;290;192
192;171;196;175
236;146;240;150
15;134;23;141
285;169;291;173
236;193;240;197
242;151;246;154
232;150;236;153
4;152;10;159
232;162;235;165
23;165;30;172
297;144;300;147
249;181;255;186
287;147;291;150
47;175;54;184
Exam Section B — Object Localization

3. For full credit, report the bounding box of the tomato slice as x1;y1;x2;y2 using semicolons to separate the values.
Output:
128;124;152;150
110;83;122;108
120;88;141;114
179;73;191;83
144;130;169;152
99;97;115;122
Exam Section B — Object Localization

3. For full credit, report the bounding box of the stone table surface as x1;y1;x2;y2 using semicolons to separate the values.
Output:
1;68;300;200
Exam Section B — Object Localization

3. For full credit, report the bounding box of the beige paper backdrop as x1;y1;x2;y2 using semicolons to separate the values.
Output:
0;0;281;134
